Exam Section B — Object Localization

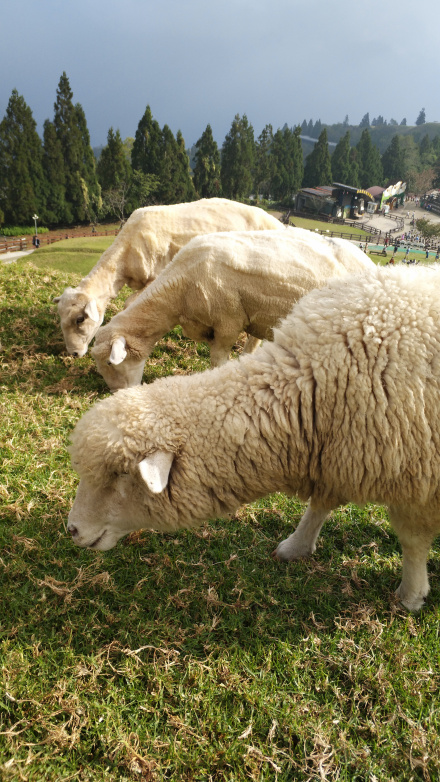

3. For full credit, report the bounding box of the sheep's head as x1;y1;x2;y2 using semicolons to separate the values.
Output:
91;333;146;391
67;451;175;550
67;389;183;547
54;287;103;356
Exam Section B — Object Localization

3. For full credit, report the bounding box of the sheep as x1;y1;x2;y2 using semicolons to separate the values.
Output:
91;228;374;391
68;264;440;612
53;198;283;357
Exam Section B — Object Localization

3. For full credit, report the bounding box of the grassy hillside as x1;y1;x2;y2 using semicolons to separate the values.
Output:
1;255;440;781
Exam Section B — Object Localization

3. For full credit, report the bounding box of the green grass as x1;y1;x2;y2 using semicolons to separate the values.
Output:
31;237;114;276
1;253;440;781
286;216;369;237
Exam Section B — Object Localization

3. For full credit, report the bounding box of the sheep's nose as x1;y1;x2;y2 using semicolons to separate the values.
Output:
68;524;78;537
72;351;79;358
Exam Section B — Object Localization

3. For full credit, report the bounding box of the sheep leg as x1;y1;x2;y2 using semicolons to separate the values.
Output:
209;332;240;368
389;506;435;611
273;502;330;560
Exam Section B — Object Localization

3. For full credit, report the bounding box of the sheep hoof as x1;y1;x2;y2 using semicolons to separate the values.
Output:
395;585;427;612
272;540;314;562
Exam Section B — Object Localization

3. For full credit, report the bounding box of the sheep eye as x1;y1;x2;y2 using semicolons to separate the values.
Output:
76;315;85;324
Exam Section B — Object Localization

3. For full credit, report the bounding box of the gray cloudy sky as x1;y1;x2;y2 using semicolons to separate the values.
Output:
1;0;439;149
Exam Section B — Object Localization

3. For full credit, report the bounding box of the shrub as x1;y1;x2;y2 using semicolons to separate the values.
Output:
1;225;49;237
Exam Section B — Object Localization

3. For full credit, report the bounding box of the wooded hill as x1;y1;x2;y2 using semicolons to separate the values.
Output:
300;122;440;159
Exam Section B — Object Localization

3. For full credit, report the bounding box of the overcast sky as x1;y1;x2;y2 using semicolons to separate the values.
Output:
2;0;439;150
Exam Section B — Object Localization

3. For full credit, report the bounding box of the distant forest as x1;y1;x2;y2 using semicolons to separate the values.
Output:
1;72;440;229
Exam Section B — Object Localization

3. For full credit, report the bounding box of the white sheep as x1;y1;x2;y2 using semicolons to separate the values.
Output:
54;198;282;356
68;264;440;611
91;228;374;391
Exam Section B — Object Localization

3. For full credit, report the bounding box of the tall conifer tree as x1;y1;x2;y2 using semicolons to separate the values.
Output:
254;124;274;201
270;126;303;202
131;105;162;180
0;89;45;225
356;129;383;188
193;124;221;198
381;135;405;184
97;128;131;192
174;130;196;202
53;72;100;222
220;114;255;200
331;131;352;184
302;129;332;188
42;119;69;223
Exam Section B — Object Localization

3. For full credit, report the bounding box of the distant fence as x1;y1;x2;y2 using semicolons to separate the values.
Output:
0;228;119;255
287;208;405;241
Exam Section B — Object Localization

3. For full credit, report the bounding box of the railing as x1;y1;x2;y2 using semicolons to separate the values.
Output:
0;228;119;255
0;237;29;254
288;210;378;241
288;208;405;241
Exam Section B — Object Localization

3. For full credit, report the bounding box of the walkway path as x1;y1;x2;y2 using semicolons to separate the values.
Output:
1;249;34;264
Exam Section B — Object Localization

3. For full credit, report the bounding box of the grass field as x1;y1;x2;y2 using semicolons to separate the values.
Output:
1;241;440;781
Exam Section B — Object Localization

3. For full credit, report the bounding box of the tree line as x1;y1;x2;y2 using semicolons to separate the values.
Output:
1;73;440;229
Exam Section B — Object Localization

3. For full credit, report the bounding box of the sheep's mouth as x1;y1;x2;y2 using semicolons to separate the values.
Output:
88;530;107;549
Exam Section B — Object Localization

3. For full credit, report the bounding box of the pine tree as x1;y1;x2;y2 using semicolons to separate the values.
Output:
348;148;360;187
415;108;426;126
220;114;255;200
399;136;421;193
174;130;196;202
53;72;100;223
302;129;332;188
270;126;303;202
359;113;370;128
331;131;352;184
381;135;405;184
131;105;162;180
97;127;135;220
75;103;101;222
356;129;383;187
0;89;46;225
419;134;434;167
42;119;69;224
254;124;274;200
156;124;180;203
97;128;132;192
193;124;221;198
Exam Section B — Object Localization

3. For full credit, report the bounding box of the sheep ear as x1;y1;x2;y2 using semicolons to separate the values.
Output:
109;337;127;365
138;451;174;494
84;298;100;323
53;295;61;303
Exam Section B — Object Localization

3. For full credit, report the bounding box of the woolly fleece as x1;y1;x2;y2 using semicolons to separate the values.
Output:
69;264;440;609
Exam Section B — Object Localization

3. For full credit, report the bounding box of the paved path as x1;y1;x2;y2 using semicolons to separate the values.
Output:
1;249;34;264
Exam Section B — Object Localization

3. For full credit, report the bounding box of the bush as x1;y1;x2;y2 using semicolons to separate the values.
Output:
0;225;49;237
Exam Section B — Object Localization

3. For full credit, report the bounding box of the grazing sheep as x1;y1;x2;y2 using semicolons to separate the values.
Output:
91;228;373;391
54;199;282;357
68;264;440;611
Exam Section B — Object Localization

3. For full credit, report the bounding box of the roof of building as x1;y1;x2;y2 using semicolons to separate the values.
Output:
332;182;375;201
299;183;376;201
299;186;335;199
367;186;385;197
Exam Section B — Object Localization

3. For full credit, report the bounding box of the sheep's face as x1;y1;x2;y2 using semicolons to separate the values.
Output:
91;337;146;391
67;475;148;549
54;288;103;356
68;451;176;549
